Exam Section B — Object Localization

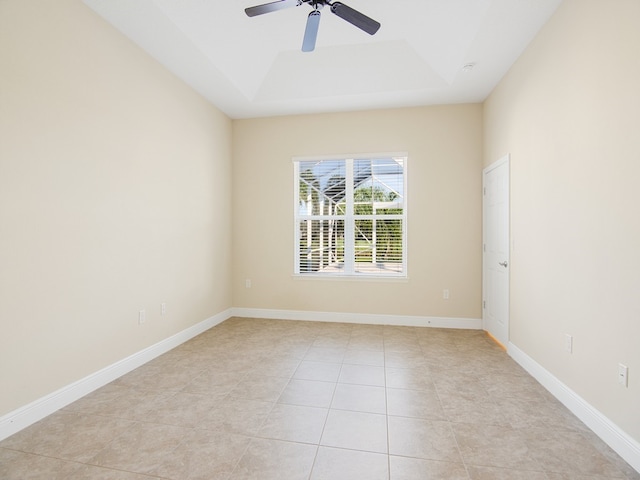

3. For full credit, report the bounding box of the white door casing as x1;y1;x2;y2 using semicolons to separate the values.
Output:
483;155;510;347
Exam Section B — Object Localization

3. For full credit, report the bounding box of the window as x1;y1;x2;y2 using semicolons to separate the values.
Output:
294;155;407;277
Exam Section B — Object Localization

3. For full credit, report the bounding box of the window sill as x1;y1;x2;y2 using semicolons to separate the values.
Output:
292;274;409;283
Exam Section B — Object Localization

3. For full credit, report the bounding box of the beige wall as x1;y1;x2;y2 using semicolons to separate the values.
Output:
0;0;233;416
484;0;640;441
232;106;483;319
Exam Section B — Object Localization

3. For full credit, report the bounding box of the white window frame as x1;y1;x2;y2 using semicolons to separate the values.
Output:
293;153;408;278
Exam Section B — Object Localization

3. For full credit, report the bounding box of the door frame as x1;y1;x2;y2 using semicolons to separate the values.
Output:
482;154;510;346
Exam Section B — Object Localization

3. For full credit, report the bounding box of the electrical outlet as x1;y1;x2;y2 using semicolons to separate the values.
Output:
245;279;252;288
618;364;629;387
564;334;573;353
443;289;450;300
161;303;166;316
138;309;146;325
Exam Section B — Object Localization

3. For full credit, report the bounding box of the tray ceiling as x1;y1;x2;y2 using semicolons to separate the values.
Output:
83;0;563;118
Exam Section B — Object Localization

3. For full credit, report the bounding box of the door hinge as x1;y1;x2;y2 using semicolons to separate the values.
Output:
483;187;486;195
483;300;486;309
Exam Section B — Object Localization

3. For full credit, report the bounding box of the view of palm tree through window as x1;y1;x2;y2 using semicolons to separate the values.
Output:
294;156;406;276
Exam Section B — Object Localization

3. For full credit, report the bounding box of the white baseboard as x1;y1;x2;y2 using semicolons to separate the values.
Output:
508;342;640;474
232;307;482;330
0;309;233;442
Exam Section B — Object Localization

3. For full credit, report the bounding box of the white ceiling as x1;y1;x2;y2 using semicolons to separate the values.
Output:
83;0;563;119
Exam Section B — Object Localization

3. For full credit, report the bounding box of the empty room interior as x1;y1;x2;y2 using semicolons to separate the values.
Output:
1;0;639;478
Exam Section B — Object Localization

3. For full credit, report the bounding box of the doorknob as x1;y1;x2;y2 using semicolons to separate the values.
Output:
499;261;508;268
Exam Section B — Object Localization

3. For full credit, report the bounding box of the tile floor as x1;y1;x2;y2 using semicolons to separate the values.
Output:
1;317;638;479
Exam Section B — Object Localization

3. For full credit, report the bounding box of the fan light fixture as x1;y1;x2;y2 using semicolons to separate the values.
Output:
245;0;381;52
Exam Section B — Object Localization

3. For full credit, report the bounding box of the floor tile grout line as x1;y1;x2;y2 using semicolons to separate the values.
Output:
225;433;256;480
304;330;332;480
383;333;392;480
0;440;172;479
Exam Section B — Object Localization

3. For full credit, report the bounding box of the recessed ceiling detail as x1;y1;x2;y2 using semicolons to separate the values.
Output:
83;0;563;118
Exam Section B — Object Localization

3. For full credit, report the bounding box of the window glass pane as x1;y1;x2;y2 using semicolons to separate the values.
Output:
353;218;403;274
375;219;403;264
299;160;346;216
298;219;345;273
353;158;404;216
354;218;373;263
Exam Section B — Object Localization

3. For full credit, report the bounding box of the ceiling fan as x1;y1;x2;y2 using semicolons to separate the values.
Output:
245;0;381;52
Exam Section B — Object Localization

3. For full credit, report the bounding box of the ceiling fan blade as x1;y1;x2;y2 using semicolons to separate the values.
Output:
329;1;380;35
302;10;321;52
245;0;300;17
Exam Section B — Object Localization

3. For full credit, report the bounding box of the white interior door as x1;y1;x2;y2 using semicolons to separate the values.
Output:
483;155;510;347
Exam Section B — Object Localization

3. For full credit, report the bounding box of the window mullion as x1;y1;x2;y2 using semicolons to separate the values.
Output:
344;158;355;274
293;161;300;274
